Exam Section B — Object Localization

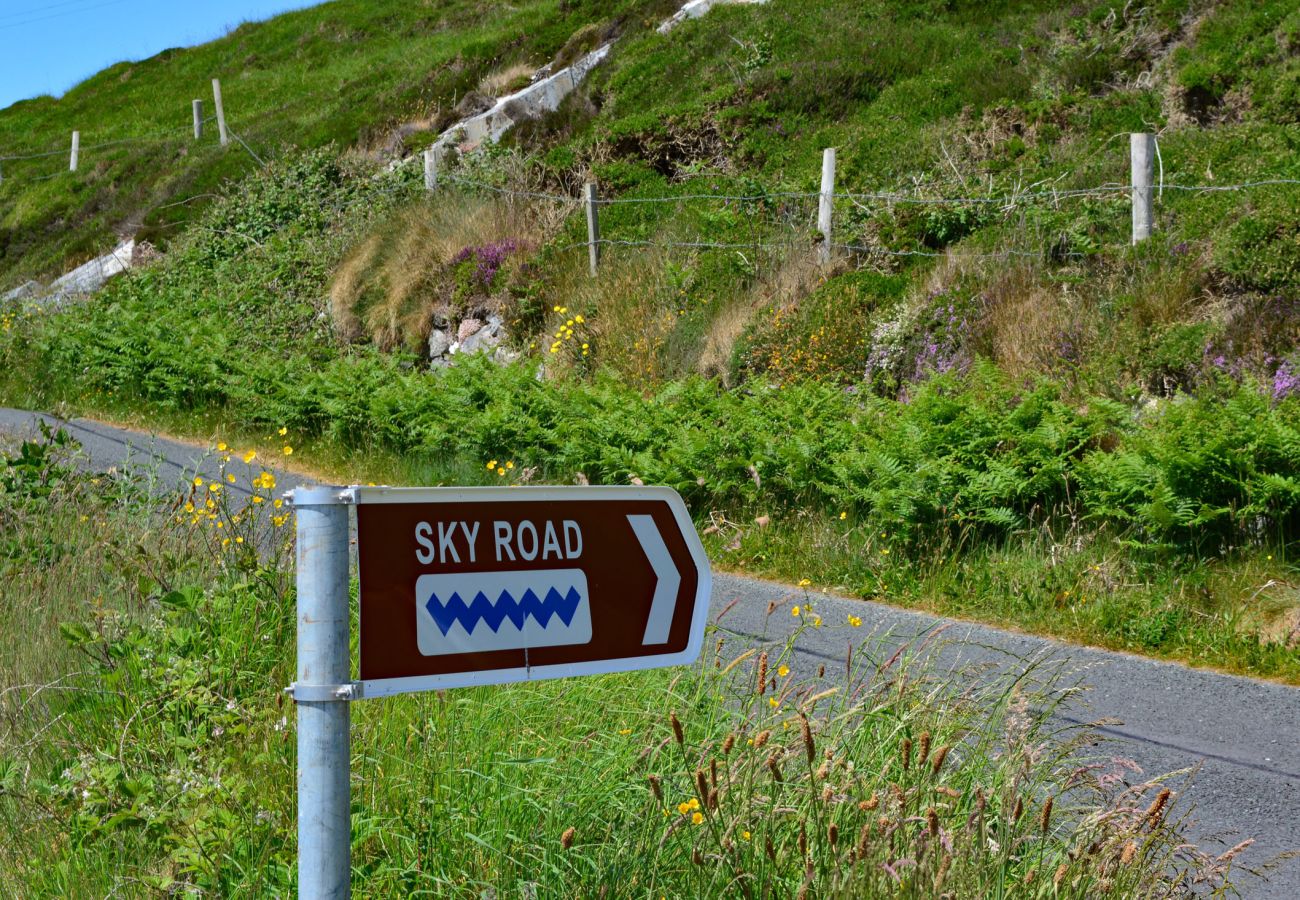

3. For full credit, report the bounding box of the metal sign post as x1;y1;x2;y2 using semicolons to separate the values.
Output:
289;487;353;900
286;484;710;898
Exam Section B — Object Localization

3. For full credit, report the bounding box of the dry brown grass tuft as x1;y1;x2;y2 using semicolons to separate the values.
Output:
479;62;537;98
697;250;824;382
329;233;383;343
979;264;1093;381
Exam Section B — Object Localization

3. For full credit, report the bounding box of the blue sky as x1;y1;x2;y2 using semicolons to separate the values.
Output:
0;0;319;110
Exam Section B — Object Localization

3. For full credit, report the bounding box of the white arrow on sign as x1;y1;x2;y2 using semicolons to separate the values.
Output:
628;514;680;645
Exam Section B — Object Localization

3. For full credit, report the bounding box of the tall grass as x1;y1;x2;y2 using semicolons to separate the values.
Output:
0;433;1242;895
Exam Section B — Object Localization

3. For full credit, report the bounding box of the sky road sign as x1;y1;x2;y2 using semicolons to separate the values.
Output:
288;483;710;897
354;485;712;697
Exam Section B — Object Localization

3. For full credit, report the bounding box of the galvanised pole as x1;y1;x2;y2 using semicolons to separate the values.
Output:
290;486;353;899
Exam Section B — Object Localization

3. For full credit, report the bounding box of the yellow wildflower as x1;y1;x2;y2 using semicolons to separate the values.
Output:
618;728;631;735
226;473;236;483
691;812;704;825
243;450;256;463
506;461;514;469
848;615;862;627
768;696;779;708
777;664;789;677
798;578;811;587
273;498;284;509
487;460;497;470
278;427;288;436
253;496;264;504
791;606;800;617
217;442;228;452
283;446;294;456
839;511;847;520
193;476;203;487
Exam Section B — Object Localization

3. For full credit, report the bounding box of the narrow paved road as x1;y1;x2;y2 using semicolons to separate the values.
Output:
2;408;1297;896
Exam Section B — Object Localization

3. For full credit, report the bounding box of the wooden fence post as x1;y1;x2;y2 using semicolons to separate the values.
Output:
193;100;204;140
212;79;229;147
818;147;836;264
70;131;79;172
1130;133;1153;244
585;182;601;277
423;146;438;190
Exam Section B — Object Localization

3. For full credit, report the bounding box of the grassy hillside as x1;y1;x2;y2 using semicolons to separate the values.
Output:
2;0;1299;678
0;0;679;287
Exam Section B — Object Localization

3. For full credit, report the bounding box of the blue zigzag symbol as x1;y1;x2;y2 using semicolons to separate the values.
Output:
425;586;584;637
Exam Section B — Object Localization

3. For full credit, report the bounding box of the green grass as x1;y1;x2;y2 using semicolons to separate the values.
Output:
0;439;1240;895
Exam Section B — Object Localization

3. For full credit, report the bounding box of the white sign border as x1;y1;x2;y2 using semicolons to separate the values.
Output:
351;485;712;699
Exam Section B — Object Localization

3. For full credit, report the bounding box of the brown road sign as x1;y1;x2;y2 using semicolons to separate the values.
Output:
353;486;711;697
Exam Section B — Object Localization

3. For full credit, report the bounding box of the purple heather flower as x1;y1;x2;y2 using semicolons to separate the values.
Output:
1273;361;1300;403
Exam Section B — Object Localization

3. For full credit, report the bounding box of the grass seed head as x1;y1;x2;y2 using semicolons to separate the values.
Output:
1143;788;1172;830
696;770;709;803
1120;840;1138;865
647;773;663;802
670;711;685;746
918;731;932;765
931;744;951;775
936;853;952;890
765;834;777;862
754;729;772;749
710;758;718;788
800;714;815;765
1040;795;1054;833
722;732;735;755
857;822;871;857
1054;863;1069;887
798;825;808;857
1216;839;1254;864
766;752;784;782
859;792;879;811
560;827;576;850
757;651;768;695
928;806;940;838
1012;795;1024;823
901;737;912;772
828;822;839;847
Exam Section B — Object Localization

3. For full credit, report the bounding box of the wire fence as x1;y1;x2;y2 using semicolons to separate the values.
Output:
3;87;1299;283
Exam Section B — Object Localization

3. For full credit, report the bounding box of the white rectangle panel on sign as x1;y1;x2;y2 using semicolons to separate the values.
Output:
415;570;592;656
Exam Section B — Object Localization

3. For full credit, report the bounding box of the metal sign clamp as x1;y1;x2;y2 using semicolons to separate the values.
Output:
284;682;364;702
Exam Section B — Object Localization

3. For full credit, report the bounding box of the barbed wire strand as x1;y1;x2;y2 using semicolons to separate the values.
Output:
226;128;266;168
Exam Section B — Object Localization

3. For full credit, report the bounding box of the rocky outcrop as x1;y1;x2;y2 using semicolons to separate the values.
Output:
430;314;517;368
3;239;137;308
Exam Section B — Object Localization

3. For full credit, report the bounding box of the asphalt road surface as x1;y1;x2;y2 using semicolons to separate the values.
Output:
2;408;1297;897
